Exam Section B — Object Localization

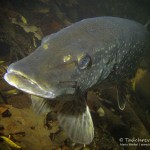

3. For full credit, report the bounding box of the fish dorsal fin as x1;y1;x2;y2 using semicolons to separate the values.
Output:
31;95;52;114
57;98;94;144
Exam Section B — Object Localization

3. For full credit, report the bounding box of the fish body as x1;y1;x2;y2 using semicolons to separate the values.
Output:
4;17;150;144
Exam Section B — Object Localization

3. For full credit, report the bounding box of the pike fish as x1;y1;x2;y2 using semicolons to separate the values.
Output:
4;17;150;144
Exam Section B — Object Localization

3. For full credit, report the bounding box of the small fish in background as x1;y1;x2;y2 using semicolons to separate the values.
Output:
4;17;150;144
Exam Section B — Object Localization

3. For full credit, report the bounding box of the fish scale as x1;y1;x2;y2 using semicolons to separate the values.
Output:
4;17;150;144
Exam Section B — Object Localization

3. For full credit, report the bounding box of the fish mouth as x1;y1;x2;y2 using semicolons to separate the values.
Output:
4;69;56;99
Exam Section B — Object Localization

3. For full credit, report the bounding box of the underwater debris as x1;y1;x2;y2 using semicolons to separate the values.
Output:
0;135;21;149
2;89;21;97
0;105;8;114
0;61;5;64
97;107;105;117
0;62;7;77
20;15;28;25
131;69;147;91
11;18;43;40
2;109;11;118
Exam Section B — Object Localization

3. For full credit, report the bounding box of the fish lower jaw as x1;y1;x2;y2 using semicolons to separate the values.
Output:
4;72;56;99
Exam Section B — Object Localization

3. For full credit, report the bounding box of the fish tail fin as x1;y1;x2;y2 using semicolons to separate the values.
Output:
57;99;94;144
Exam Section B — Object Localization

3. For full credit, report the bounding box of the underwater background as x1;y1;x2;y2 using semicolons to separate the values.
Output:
0;0;150;150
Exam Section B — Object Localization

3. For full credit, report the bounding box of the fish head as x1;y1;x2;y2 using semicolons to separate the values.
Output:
4;17;122;99
4;33;100;98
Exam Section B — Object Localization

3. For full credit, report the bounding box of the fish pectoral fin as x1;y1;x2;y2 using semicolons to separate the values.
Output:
31;95;52;114
57;100;94;144
116;81;129;110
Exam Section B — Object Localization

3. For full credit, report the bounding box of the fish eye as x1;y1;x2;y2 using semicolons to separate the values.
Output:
78;53;91;70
